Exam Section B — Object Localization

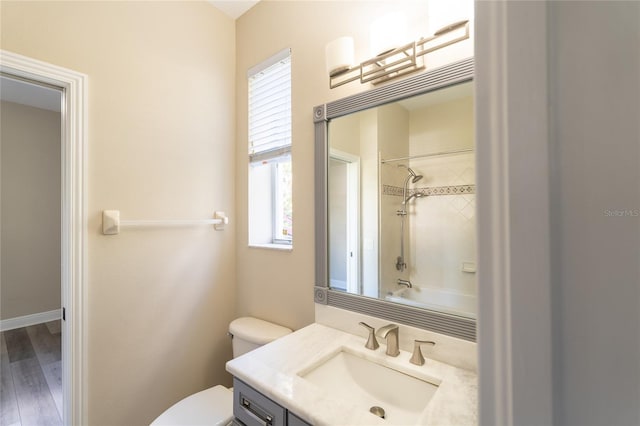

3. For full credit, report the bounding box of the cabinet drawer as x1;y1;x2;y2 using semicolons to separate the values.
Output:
233;378;286;426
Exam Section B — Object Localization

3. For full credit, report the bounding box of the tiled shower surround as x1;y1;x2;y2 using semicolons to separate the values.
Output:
380;151;477;312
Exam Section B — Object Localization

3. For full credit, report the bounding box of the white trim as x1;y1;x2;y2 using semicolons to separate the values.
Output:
248;243;293;251
329;148;359;164
0;50;88;426
475;2;553;425
475;4;513;422
0;309;62;332
247;47;291;77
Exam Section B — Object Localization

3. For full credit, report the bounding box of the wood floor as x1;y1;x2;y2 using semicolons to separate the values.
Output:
1;321;62;426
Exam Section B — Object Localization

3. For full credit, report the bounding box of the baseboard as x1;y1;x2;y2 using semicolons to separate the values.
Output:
0;309;62;332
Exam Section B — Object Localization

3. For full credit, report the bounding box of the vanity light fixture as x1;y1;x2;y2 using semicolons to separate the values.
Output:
327;19;470;89
325;36;355;77
369;12;409;57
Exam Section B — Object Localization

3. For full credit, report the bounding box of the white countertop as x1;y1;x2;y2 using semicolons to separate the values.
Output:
226;323;477;426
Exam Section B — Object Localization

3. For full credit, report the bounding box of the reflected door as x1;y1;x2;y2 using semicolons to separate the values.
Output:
328;152;360;293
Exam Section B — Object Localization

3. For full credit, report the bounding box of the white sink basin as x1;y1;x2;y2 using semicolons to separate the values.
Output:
298;349;440;424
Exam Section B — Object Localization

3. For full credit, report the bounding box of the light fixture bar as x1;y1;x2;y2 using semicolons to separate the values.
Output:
329;20;470;89
361;41;422;85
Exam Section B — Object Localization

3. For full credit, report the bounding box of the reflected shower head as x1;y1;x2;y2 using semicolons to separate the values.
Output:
404;192;427;204
407;167;423;183
397;164;424;183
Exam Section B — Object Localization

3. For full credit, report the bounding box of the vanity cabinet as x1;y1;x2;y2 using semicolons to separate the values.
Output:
287;412;311;426
233;378;312;426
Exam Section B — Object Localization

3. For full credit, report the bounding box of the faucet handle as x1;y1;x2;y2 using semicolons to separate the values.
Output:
358;322;380;350
410;339;436;366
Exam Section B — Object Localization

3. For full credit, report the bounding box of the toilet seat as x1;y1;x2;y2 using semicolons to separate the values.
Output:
150;385;233;426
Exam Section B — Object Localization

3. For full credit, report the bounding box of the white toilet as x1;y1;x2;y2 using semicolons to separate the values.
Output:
151;317;292;426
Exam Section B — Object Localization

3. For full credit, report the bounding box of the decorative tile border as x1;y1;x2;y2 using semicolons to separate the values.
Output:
420;185;476;196
382;184;476;197
382;184;405;197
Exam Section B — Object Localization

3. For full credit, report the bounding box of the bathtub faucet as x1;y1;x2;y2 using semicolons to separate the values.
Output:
397;278;413;288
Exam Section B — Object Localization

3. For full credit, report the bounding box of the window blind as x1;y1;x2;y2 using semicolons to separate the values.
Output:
248;49;291;164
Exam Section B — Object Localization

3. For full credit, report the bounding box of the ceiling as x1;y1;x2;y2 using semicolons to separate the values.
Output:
208;0;260;19
0;76;62;112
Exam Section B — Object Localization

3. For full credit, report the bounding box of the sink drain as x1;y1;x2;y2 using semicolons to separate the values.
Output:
370;406;386;419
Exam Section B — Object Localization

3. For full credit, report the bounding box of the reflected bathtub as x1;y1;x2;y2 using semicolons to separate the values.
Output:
385;286;477;319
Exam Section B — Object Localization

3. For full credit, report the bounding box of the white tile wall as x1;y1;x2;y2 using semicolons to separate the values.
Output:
380;152;477;307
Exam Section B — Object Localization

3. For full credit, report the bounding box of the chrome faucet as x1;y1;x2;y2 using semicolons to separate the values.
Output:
397;278;412;288
376;324;400;357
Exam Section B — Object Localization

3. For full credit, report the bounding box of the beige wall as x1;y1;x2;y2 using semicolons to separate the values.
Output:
328;113;360;156
235;0;472;329
409;96;475;154
236;0;414;329
358;109;379;297
1;2;236;425
378;103;410;296
1;101;61;320
1;0;473;423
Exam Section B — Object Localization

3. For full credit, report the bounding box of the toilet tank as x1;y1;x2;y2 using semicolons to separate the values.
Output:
229;317;292;358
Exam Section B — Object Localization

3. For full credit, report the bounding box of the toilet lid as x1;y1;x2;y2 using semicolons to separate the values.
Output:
150;385;233;426
229;317;292;345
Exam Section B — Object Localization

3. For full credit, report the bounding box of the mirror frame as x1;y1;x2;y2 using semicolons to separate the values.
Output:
314;57;476;341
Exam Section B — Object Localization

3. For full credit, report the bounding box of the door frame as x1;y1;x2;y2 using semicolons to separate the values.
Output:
1;50;88;425
475;2;553;425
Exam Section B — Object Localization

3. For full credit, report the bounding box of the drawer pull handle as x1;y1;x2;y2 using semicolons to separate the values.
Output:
240;396;274;426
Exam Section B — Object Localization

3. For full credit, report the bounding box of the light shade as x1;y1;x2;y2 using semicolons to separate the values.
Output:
325;36;355;76
370;12;408;57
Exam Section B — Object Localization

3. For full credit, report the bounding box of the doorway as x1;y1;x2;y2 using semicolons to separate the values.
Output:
0;50;87;425
1;74;63;425
328;149;360;294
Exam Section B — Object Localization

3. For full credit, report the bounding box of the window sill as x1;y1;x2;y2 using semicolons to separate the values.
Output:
248;243;293;251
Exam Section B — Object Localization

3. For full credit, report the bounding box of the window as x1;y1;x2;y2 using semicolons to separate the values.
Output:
248;49;292;248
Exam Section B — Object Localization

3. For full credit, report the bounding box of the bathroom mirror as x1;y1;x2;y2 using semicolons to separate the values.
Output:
314;58;476;341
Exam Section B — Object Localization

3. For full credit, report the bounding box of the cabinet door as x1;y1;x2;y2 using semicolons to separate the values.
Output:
287;412;312;426
233;378;286;426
